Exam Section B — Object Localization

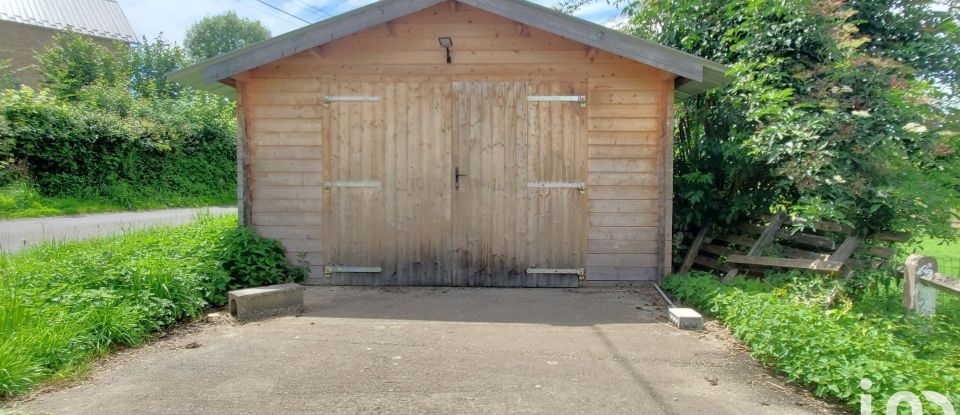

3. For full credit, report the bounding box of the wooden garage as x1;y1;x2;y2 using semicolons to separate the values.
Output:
170;0;728;287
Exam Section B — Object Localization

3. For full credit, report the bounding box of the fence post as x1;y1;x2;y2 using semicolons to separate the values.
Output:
903;254;939;316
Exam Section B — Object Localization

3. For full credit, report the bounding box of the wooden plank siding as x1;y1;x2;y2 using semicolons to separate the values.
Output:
239;3;674;286
585;77;668;284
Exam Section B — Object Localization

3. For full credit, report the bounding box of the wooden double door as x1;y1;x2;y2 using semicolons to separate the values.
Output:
322;81;586;287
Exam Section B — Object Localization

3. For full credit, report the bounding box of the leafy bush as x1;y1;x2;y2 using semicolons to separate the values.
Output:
0;85;236;212
220;227;307;291
663;273;960;414
0;33;237;218
0;59;18;90
38;33;128;100
605;0;960;252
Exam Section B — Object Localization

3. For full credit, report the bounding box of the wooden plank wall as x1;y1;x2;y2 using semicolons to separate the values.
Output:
585;78;670;284
239;2;675;285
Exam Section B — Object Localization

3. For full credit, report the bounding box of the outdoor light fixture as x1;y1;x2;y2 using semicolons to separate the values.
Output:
438;37;453;64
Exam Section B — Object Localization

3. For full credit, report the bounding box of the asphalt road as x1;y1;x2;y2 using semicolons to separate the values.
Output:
0;207;236;253
12;287;838;415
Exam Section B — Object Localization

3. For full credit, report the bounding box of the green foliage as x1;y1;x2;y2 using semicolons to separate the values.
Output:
0;86;236;209
850;0;960;98
663;272;960;414
560;0;960;249
184;11;271;61
0;31;239;219
128;35;189;99
220;227;307;292
0;59;19;90
0;215;311;397
38;33;128;100
0;215;235;398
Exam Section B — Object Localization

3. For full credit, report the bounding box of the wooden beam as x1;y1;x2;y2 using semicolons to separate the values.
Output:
197;0;716;85
457;0;705;80
679;226;711;274
694;255;732;273
828;236;861;280
724;212;788;282
761;214;856;235
714;233;755;249
828;236;861;263
865;246;897;259
867;231;911;242
700;244;736;257
725;256;845;273
236;80;251;226
736;222;837;250
922;273;960;295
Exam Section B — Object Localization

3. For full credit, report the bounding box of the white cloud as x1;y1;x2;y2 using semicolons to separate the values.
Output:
119;0;622;45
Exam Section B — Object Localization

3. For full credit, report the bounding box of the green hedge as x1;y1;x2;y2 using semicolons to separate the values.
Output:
0;215;304;398
662;273;959;414
0;86;235;208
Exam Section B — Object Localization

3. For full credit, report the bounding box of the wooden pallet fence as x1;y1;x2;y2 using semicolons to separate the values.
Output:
678;214;903;279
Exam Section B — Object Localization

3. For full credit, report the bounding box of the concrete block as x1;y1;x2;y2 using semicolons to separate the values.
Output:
228;283;304;321
668;307;704;330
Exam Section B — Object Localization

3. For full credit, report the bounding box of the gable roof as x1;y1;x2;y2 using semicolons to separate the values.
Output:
0;0;137;43
169;0;730;98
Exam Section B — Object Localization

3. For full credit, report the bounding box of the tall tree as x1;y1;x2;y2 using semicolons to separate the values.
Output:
129;35;188;99
184;11;271;62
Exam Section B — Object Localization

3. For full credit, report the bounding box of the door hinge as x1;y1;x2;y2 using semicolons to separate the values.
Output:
527;181;586;195
324;266;383;275
527;95;587;108
324;181;382;191
527;268;586;281
324;96;382;103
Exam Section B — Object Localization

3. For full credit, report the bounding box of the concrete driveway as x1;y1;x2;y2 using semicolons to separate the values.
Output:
0;207;236;253
12;287;837;415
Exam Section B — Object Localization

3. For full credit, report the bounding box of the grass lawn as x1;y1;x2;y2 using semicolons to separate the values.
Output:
0;215;237;398
0;181;236;220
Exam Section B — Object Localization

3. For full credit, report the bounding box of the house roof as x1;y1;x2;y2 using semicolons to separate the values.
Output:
0;0;137;43
169;0;730;98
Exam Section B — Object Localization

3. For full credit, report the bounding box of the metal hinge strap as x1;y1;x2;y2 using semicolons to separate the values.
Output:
527;268;585;276
527;181;586;194
324;96;382;103
527;95;587;108
324;181;381;190
324;266;383;275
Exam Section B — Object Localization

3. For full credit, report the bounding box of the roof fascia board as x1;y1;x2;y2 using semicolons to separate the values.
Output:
456;0;704;82
202;0;446;83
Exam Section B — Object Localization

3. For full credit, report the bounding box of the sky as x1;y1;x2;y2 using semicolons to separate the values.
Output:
117;0;624;45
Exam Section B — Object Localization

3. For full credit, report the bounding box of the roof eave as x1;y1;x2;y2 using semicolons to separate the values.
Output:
168;0;732;97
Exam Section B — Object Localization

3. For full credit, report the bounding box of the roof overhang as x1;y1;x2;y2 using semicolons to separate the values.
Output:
169;0;730;98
